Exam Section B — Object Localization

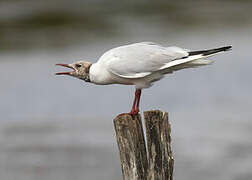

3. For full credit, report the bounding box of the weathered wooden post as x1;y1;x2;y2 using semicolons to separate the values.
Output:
114;110;174;180
144;110;174;180
114;114;148;180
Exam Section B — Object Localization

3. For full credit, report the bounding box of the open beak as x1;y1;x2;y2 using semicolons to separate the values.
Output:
55;64;75;75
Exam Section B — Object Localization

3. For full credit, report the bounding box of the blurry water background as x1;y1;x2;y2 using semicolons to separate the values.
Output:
0;0;252;180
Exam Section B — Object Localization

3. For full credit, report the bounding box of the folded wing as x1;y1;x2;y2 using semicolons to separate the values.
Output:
102;42;189;78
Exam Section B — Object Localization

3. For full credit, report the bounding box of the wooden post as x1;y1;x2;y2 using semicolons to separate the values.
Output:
114;114;148;180
144;110;174;180
114;110;174;180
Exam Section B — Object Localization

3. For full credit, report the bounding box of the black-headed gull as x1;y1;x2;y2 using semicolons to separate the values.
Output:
56;42;232;115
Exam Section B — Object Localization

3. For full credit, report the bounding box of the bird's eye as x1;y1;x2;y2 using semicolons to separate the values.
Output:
76;64;82;68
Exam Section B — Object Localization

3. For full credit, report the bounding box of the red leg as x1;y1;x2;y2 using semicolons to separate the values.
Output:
130;89;141;115
130;90;138;114
135;89;142;113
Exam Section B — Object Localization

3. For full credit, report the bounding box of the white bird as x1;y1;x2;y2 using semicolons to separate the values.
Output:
56;42;232;115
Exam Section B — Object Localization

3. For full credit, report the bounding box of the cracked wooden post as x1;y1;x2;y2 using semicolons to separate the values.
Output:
114;110;173;180
114;114;148;180
144;110;174;180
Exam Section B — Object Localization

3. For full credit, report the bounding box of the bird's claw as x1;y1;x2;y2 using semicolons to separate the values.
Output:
129;109;139;116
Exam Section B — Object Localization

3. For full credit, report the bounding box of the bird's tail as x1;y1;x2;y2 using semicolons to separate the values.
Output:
159;45;232;72
186;46;232;67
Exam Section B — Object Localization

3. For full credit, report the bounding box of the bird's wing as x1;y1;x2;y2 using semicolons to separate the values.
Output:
100;42;188;78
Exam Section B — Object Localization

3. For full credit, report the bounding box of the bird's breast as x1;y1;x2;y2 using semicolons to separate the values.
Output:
89;63;136;86
89;63;116;85
89;63;163;88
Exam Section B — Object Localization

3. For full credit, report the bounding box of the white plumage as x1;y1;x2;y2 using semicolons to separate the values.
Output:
90;42;216;89
56;42;232;114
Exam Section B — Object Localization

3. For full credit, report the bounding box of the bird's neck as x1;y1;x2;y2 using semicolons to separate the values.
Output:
89;63;114;85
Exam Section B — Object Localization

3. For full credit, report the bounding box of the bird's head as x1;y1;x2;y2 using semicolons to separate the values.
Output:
56;61;92;82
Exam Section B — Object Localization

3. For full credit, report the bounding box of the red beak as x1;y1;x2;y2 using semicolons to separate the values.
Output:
55;64;75;75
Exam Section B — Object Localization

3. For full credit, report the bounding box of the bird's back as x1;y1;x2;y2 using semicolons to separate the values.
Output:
90;42;231;89
97;42;188;78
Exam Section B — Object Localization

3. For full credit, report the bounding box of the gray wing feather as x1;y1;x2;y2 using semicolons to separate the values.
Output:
103;42;188;78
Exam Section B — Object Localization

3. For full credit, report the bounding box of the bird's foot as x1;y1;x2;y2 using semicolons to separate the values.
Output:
129;109;139;116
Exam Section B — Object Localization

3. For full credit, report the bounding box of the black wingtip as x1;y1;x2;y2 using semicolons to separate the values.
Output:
189;45;232;56
225;45;232;51
222;45;232;51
